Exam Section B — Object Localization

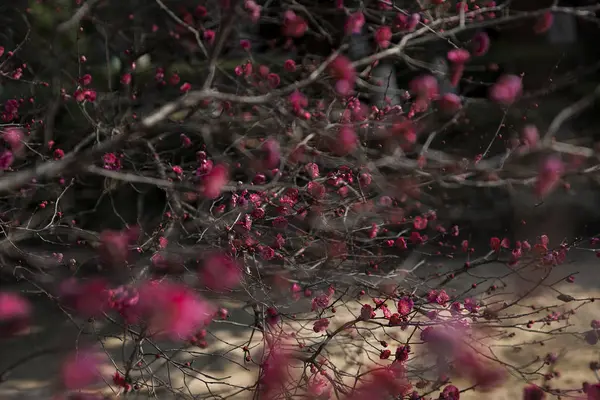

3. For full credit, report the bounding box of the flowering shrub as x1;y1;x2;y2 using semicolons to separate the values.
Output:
0;1;599;400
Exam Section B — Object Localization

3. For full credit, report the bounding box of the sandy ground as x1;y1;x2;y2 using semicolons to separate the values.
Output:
1;247;600;400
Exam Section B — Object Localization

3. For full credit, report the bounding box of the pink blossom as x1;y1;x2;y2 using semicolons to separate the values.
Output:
438;93;462;113
345;12;365;34
282;10;307;38
98;226;139;267
397;297;414;316
307;181;326;199
261;139;281;170
375;26;392;48
305;162;319;179
335;125;358;155
259;340;293;398
447;49;470;87
328;56;356;96
58;278;108;318
471;31;490;56
521;124;539;147
0;150;13;170
455;349;507;391
2;127;24;153
534;12;553;34
313;318;329;332
413;216;427;230
200;253;242;291
283;59;296;72
535;156;564;199
360;304;373;320
441;385;460;399
201;164;229;199
489;74;522;105
0;292;31;337
61;349;105;390
523;385;546;400
136;281;215;340
311;294;330;311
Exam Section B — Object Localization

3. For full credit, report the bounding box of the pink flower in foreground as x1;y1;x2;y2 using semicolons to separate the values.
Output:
328;55;356;96
58;278;108;318
447;49;470;87
441;384;460;399
455;349;507;391
534;12;553;34
345;366;412;400
61;349;105;390
259;340;294;399
282;10;307;38
521;124;539;147
335;125;358;155
201;163;228;199
375;26;392;48
2;127;24;153
261;138;281;170
0;150;13;170
98;226;139;267
535;156;564;199
0;292;31;337
136;281;215;340
200;253;242;291
438;93;462;113
489;74;522;105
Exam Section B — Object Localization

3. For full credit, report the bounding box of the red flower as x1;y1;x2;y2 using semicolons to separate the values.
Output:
0;292;31;337
335;125;358;155
2;127;24;153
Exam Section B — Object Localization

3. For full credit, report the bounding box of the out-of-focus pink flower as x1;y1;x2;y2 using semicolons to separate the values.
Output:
345;11;365;34
535;156;564;199
360;304;373;320
521;124;539;147
2;127;24;153
335;125;358;155
454;348;507;391
375;26;392;48
98;226;139;267
313;318;329;332
136;281;215;340
259;339;294;399
438;93;462;113
489;74;522;105
328;56;356;96
201;164;229;199
61;349;105;390
447;49;470;87
261;138;281;170
345;366;412;400
200;253;242;291
0;292;31;338
523;385;546;400
282;10;307;38
0;150;13;170
58;278;108;318
534;12;553;34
